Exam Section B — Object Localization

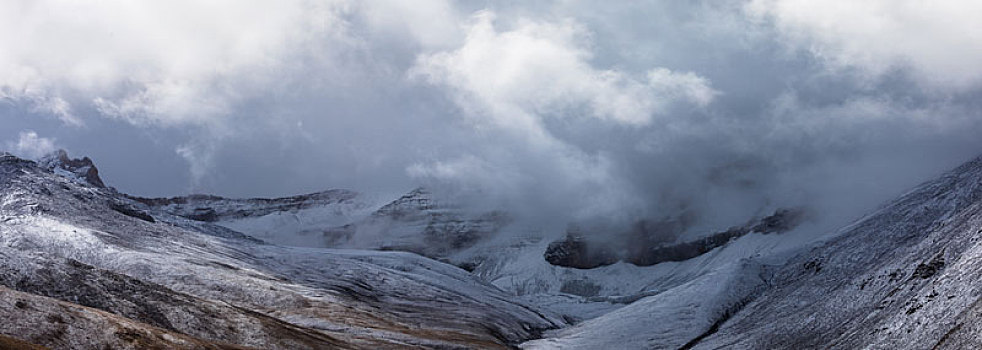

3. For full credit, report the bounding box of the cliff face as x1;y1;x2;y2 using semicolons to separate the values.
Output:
37;150;105;188
543;208;806;269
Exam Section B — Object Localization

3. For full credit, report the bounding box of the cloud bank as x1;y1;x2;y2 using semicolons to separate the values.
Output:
747;0;982;89
3;0;982;237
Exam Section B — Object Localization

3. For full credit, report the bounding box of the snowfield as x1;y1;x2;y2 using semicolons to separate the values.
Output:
520;260;770;349
689;155;982;349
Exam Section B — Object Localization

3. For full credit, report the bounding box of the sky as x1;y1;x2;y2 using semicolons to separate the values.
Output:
3;0;982;234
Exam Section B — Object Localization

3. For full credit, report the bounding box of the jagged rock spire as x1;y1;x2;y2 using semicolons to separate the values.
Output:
37;149;106;188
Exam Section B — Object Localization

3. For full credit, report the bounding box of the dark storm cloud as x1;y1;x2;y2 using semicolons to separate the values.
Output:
3;0;982;237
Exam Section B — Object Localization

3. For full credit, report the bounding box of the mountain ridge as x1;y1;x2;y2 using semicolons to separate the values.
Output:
687;154;982;349
10;149;982;349
0;151;565;349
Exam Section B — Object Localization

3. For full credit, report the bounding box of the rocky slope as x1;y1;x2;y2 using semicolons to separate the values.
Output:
130;190;363;223
34;148;982;349
141;187;509;261
0;152;564;349
686;155;982;349
37;150;105;188
523;154;982;349
543;208;805;269
321;188;510;259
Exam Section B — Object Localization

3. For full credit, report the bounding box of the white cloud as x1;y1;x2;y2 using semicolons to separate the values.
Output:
747;0;982;89
357;0;464;49
646;68;718;107
405;11;718;220
7;130;58;159
0;0;348;127
0;0;482;185
412;11;717;130
0;0;371;185
6;0;976;235
406;143;644;222
176;139;219;189
0;89;81;126
407;155;494;182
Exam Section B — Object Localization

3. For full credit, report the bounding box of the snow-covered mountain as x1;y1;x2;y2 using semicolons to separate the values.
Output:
145;182;817;323
138;186;510;260
133;159;824;326
527;156;982;349
685;155;982;349
130;189;376;247
0;151;563;349
10;148;982;349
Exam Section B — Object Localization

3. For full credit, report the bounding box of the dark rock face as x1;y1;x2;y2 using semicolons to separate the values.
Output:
911;252;945;279
627;209;803;266
626;226;751;266
109;202;155;223
751;208;806;234
544;208;806;269
544;235;618;269
38;150;105;188
622;216;693;261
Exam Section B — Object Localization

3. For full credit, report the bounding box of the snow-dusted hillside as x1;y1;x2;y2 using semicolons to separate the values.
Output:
0;152;563;349
19;148;982;349
140;187;509;258
520;155;982;349
10;149;836;344
132;190;380;247
312;188;510;259
470;224;820;321
520;260;770;349
142;160;829;324
685;155;982;349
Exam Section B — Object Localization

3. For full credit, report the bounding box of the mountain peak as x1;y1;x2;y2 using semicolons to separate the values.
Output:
372;187;437;218
37;149;106;188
